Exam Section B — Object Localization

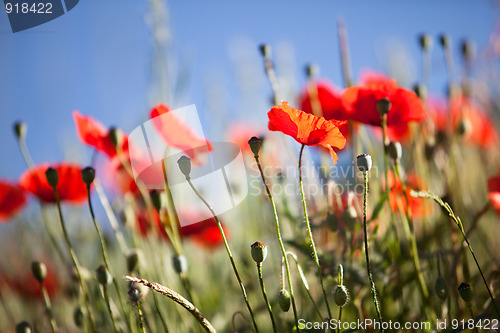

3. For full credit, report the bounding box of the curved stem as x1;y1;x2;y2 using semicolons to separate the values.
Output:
254;155;301;328
361;171;384;332
257;264;277;333
185;178;259;333
298;144;332;319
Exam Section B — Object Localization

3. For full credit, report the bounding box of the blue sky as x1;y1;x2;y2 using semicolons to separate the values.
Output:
0;0;498;179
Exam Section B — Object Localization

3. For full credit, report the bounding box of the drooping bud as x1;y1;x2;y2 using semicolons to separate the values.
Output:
387;141;403;162
248;137;262;157
439;34;450;48
177;156;192;179
45;167;59;188
259;44;271;58
333;285;350;307
458;282;472;303
377;97;391;116
418;34;433;51
15;321;32;333
13;122;27;140
413;84;428;100
172;255;188;274
150;190;165;212
126;249;142;273
81;166;95;186
108;127;123;149
31;261;47;283
435;276;449;301
456;117;471;138
95;265;113;286
460;39;476;63
278;289;291;312
73;306;85;328
305;63;320;79
250;241;268;264
356;154;372;172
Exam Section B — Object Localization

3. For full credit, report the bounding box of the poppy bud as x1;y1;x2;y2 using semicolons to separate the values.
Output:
45;167;59;188
418;33;433;51
356;154;372;172
126;248;142;273
460;39;476;62
278;289;291;312
439;34;450;48
95;265;113;286
342;205;357;231
81;166;95;186
458;282;472;303
177;156;191;179
150;190;165;212
259;44;271;58
435;276;448;301
250;241;268;264
456;117;471;137
31;261;47;283
387;141;403;162
108;127;123;149
128;281;149;303
15;321;32;333
248;137;262;157
377;97;391;116
305;63;320;79
73;306;85;328
172;254;188;274
13;121;27;140
333;285;350;307
424;138;436;161
413;84;428;100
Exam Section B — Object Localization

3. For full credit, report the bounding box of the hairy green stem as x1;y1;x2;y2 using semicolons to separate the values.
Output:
257;264;277;333
40;283;58;333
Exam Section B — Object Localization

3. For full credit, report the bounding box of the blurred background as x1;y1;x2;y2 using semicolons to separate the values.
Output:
0;0;499;179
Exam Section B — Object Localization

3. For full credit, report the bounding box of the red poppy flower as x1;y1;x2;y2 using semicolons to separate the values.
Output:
341;72;426;127
19;163;88;204
0;179;26;222
299;80;350;139
268;101;347;163
0;262;59;299
73;111;129;158
384;171;430;218
488;173;500;216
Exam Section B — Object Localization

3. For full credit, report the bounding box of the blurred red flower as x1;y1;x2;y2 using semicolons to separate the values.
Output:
19;164;88;204
268;101;347;163
0;263;59;299
384;170;429;218
0;179;26;222
341;72;426;127
488;173;500;216
73;111;129;158
226;122;262;155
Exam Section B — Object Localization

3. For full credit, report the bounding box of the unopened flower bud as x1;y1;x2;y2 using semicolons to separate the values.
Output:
333;285;350;307
73;307;84;328
377;97;391;116
250;241;268;264
108;127;123;149
248;137;262;157
435;276;449;301
418;34;433;51
14;122;27;140
81;166;95;186
126;249;142;273
259;44;271;58
424;138;436;161
388;141;403;162
461;39;476;62
45;167;59;188
177;156;191;178
306;63;320;79
356;154;372;172
95;265;112;286
15;321;32;333
439;34;450;48
31;261;47;283
456;117;471;137
278;289;291;312
458;282;472;303
342;204;357;231
172;255;188;274
150;190;165;212
413;84;428;100
128;281;149;303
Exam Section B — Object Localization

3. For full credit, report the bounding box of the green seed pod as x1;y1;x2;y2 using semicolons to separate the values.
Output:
278;289;291;312
387;141;403;162
259;44;271;58
81;166;95;186
334;285;350;307
377;97;391;116
13;122;27;140
356;154;372;172
172;254;188;274
15;321;32;333
73;307;85;328
250;241;268;264
45;167;59;188
126;248;142;273
435;276;449;301
31;261;47;283
458;282;472;303
108;127;123;149
418;34;433;51
150;190;165;212
248;137;262;157
95;265;112;286
456;117;471;138
177;156;192;178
